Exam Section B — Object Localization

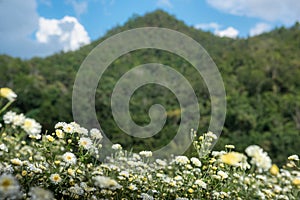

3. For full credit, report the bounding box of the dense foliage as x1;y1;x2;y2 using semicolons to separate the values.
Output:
0;10;299;164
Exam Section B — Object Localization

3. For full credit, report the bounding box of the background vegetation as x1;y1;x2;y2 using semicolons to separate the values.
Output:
1;10;299;164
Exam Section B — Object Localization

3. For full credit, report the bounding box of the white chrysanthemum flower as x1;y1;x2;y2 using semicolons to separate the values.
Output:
211;150;226;157
50;173;62;184
112;144;122;150
119;171;129;178
22;118;42;139
69;184;84;195
70;121;80;128
141;193;154;200
195;179;207;189
90;128;103;140
245;145;261;157
156;159;167;166
2;165;14;173
3;111;16;124
27;164;42;173
205;131;218;140
10;158;23;166
54;122;67;129
93;176;121;190
79;137;93;150
288;155;299;161
139;151;152;157
29;187;54;200
212;175;221;180
63;152;77;165
0;88;17;101
0;144;8;152
191;157;202;167
76;127;88;135
132;153;141;160
245;145;272;172
63;123;74;134
128;183;137;191
174;175;183;181
55;129;64;138
12;113;25;127
45;135;55;142
70;122;87;135
80;182;96;192
217;170;228;179
0;174;20;197
173;156;190;165
256;174;267;181
0;123;2;128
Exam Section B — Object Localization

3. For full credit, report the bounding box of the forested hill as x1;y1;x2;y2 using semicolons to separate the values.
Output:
1;10;300;164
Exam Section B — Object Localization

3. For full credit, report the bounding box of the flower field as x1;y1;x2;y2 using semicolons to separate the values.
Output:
0;88;299;199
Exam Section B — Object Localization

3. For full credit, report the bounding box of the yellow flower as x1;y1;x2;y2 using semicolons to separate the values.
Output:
292;177;300;186
220;152;245;166
50;174;61;184
69;178;75;186
21;170;27;176
0;88;17;101
270;164;279;176
55;129;64;138
188;188;194;193
46;135;55;142
54;160;61;165
67;168;75;177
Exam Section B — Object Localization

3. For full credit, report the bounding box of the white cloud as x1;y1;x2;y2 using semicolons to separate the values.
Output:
194;22;220;30
249;23;272;36
66;0;88;17
206;0;300;24
0;0;90;58
36;16;90;51
157;0;173;8
195;22;239;38
215;27;239;38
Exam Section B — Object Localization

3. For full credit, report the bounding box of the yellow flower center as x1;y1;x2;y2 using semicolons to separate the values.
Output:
23;120;33;128
53;175;60;181
1;179;12;188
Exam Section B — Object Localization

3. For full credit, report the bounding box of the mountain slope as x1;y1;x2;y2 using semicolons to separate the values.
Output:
1;10;300;164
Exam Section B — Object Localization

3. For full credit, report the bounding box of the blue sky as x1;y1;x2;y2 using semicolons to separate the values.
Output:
1;0;299;58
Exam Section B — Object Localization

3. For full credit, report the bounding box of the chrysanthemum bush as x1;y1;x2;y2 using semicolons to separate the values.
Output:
0;88;300;199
